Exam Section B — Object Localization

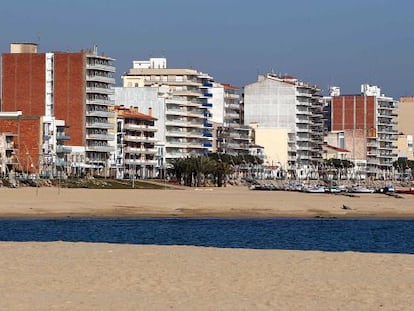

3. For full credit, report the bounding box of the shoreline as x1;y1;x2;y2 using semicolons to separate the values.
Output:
1;186;414;219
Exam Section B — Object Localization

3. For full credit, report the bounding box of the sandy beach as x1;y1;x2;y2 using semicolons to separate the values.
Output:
0;242;413;310
0;185;414;219
1;186;414;310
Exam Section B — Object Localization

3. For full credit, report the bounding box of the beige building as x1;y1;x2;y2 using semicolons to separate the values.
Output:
396;134;413;160
398;97;414;159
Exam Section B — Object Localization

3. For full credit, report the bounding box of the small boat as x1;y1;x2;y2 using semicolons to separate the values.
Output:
349;186;375;193
396;187;414;195
304;185;326;193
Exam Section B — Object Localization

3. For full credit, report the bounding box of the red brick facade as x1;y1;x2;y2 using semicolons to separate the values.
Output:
53;52;85;146
0;117;41;173
332;95;375;132
1;53;46;115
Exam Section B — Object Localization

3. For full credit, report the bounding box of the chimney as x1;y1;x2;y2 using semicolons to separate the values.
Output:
148;107;152;116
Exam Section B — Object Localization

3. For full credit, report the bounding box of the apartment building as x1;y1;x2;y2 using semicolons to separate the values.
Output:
331;84;398;178
243;73;324;178
110;106;157;179
121;58;214;163
1;43;115;175
210;83;250;155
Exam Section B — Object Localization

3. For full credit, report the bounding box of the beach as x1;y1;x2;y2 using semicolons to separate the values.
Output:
0;242;413;310
0;185;414;219
1;186;414;310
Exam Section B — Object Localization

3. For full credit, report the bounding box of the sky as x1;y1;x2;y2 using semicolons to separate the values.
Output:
1;0;413;98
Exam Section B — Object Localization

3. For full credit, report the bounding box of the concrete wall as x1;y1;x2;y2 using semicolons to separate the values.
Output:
244;77;296;130
253;126;289;167
113;87;165;142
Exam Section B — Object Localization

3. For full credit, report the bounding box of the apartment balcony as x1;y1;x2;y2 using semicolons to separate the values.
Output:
225;112;240;119
86;110;115;118
55;145;72;153
296;118;311;125
202;82;213;88
86;74;115;84
203;143;212;148
224;94;240;100
166;131;202;138
174;90;201;97
225;103;241;110
4;142;15;150
86;145;115;152
296;136;312;142
86;122;114;129
296;100;311;107
86;62;116;72
204;112;212;118
86;99;114;106
86;86;115;95
202;102;213;108
296;127;311;134
124;147;157;155
123;123;157;132
203;122;213;128
367;141;378;148
123;135;157;143
296;109;312;116
200;92;213;98
124;158;158;166
86;133;115;141
165;141;191;148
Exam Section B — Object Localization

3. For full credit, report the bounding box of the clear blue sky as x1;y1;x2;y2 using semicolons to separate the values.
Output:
1;0;413;97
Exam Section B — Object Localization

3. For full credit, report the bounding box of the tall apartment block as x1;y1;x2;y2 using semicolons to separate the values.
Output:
1;43;115;175
331;84;398;178
243;74;324;178
210;83;250;155
121;58;214;163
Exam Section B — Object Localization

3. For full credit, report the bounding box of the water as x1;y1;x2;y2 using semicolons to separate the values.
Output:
0;218;413;254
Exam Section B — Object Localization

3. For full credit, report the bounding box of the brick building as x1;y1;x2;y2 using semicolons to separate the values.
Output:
331;84;398;178
1;43;115;176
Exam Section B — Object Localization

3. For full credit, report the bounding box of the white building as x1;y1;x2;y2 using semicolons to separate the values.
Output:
244;74;324;178
121;58;214;163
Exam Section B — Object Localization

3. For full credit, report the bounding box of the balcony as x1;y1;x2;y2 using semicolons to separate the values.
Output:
86;62;116;72
203;122;213;128
124;147;157;155
200;93;213;98
86;86;115;95
86;145;115;152
86;110;115;118
86;133;115;141
124;158;158;166
56;145;72;153
86;99;114;106
123;135;157;143
86;74;115;84
202;102;213;108
123;123;157;132
86;122;114;129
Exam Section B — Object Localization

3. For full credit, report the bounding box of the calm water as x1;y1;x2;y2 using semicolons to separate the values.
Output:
0;218;413;254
